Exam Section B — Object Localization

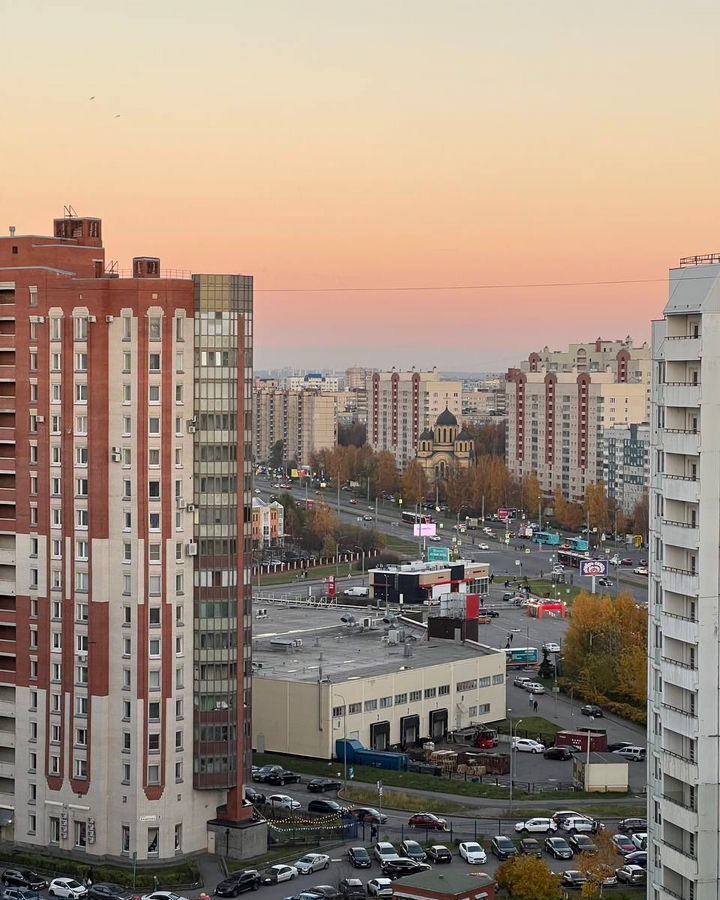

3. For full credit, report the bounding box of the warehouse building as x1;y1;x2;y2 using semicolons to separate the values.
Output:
251;602;505;759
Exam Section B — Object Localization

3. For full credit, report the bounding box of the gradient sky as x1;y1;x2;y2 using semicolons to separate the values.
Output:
2;0;719;371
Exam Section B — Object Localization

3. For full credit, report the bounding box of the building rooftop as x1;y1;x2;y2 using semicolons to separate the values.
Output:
394;868;494;895
251;600;500;684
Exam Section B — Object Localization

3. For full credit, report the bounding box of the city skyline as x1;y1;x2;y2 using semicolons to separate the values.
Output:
4;0;719;369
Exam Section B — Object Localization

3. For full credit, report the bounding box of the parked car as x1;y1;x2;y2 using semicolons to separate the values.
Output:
347;847;372;869
308;799;347;815
490;836;518;860
513;675;532;687
266;769;302;786
426;845;452;864
458;842;487;864
268;794;301;810
365;880;392;899
558;816;600;835
552;810;586;824
244;786;266;805
597;577;612;587
617;817;647;834
568;835;597;854
381;860;431;880
88;887;135;900
518;838;542;858
338;880;365;900
544;746;573;761
523;682;545;694
259;867;298;886
612;746;646;761
1;890;39;900
515;817;557;834
624;851;647;868
307;886;340;900
141;894;187;900
253;765;282;782
307;778;341;793
351;807;387;824
612;834;637;856
617;865;646;885
513;738;545;753
215;872;260;897
294;854;331;875
631;833;648;851
543;642;561;653
362;515;373;521
545;837;574;860
49;882;89;900
408;813;447;831
399;840;427;862
607;742;634;754
620;558;633;566
373;843;400;864
1;874;46;892
561;871;587;890
483;608;499;618
478;543;490;550
580;704;604;717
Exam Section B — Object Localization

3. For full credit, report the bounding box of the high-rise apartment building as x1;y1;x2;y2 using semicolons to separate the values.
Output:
648;255;720;900
253;388;336;466
0;214;256;861
505;340;650;501
603;423;650;515
367;368;462;468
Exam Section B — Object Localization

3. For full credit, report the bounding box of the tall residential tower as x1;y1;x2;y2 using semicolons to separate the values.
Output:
0;214;255;860
649;254;720;899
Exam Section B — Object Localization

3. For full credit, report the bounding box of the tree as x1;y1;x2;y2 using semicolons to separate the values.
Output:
585;482;610;533
495;855;563;900
630;491;649;540
338;422;367;447
373;451;400;498
575;831;622;897
268;439;284;469
524;472;543;521
401;460;430;506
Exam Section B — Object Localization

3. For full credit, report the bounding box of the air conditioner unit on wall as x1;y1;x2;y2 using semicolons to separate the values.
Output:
186;542;198;556
177;498;186;509
185;503;195;512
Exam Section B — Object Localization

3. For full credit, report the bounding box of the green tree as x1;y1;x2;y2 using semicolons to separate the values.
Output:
268;439;284;469
495;855;563;900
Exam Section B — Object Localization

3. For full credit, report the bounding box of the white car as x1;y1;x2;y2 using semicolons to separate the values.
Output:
458;841;487;864
373;842;400;864
523;682;545;694
294;853;331;874
631;832;648;850
515;817;557;834
259;865;298;885
142;894;188;900
478;543;490;550
543;642;561;653
366;879;393;898
633;566;648;576
513;675;532;688
268;793;301;810
428;536;442;542
49;882;89;900
513;738;545;753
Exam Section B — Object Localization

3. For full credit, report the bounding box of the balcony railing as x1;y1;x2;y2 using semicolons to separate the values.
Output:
662;566;696;576
662;747;697;764
662;520;697;529
664;611;698;624
662;656;697;671
663;839;696;861
663;428;698;434
664;381;701;387
662;793;697;812
663;474;699;483
662;702;697;719
665;333;701;340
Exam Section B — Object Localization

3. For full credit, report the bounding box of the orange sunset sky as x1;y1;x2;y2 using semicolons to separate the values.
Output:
2;0;719;370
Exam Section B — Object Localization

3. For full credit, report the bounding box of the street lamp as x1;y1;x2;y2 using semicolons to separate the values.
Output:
509;711;523;812
334;690;348;787
585;715;595;772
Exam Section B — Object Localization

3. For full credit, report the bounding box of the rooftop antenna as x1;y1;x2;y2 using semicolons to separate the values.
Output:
63;205;78;218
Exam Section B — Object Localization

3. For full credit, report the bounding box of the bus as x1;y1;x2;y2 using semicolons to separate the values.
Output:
401;511;434;526
533;531;560;546
503;647;540;667
566;537;589;552
557;549;590;569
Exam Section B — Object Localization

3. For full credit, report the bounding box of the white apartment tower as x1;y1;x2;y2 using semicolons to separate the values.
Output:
649;254;720;899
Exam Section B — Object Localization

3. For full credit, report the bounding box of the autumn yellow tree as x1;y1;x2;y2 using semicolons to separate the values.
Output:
576;831;621;897
495;855;563;900
585;481;611;532
400;460;429;506
373;451;400;497
524;472;543;521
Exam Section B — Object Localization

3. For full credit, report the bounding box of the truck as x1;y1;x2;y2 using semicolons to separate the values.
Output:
503;646;540;667
554;729;608;753
446;726;499;750
465;517;482;530
335;739;408;771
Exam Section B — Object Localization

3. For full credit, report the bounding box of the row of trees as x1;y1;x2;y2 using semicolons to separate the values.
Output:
278;493;385;558
561;591;648;718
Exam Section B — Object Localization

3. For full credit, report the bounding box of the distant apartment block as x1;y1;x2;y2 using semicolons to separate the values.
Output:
345;365;376;390
253;388;336;466
283;372;340;392
367;368;462;468
603;423;650;514
461;388;507;423
505;339;650;502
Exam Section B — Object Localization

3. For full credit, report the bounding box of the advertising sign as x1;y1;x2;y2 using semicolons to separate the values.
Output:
428;546;450;563
327;575;336;598
581;559;609;577
414;523;437;537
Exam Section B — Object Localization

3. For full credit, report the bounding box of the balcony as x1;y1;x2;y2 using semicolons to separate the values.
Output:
663;335;701;361
663;383;701;408
660;841;698;879
661;613;698;644
661;567;698;597
661;521;699;551
661;658;698;690
662;749;698;784
660;795;697;834
661;429;699;456
662;475;700;504
661;703;698;736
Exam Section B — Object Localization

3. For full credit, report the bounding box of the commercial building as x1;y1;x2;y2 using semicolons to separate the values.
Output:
369;559;489;605
393;868;495;900
603;423;650;515
251;602;506;758
368;368;462;468
505;339;650;502
648;254;720;900
0;214;255;860
251;497;284;548
253;388;337;466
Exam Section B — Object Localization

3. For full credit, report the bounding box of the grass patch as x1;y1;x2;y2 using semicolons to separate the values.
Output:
0;848;199;889
257;564;357;587
495;717;559;737
383;533;419;555
339;784;465;814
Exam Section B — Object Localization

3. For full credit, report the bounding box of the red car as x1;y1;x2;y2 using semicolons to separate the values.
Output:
408;813;448;831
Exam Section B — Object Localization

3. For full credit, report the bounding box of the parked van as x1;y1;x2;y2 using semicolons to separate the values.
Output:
612;746;646;762
343;586;369;597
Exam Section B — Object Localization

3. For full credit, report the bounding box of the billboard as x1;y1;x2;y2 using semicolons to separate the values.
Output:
581;559;609;577
428;546;450;562
414;523;437;537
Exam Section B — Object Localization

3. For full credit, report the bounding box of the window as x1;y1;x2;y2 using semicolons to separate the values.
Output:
122;447;131;466
76;478;88;496
175;573;184;594
29;721;38;741
149;353;161;373
122;351;132;372
30;382;38;403
409;690;422;702
74;759;87;779
149;701;160;721
175;317;184;341
51;383;62;403
149;639;161;657
49;755;60;775
75;317;88;341
76;415;88;434
122;384;131;404
52;662;61;681
175;635;183;654
51;317;62;340
27;814;36;835
51;445;61;464
149;575;162;595
175;667;184;689
477;703;491;715
149;480;161;499
379;696;393;708
364;699;377;711
76;540;88;560
149;543;161;562
29;444;38;464
174;823;182;852
122;764;131;785
76;602;88;622
175;384;183;403
76;446;88;465
149;384;160;403
456;679;477;692
332;705;345;717
149;448;160;467
76;509;89;528
175;447;182;467
51;351;61;371
52;632;62;651
123;637;131;656
123;700;131;719
175;541;183;562
149;416;160;435
149;317;162;341
49;817;60;844
75;383;88;403
123;316;132;340
30;475;38;495
122;732;131;751
123;669;131;689
478;676;492;688
149;607;161;626
29;351;37;372
51;475;61;494
123;416;131;435
492;673;505;685
149;670;160;690
51;723;61;742
123;542;132;562
76;696;88;715
438;685;450;696
149;512;160;530
148;733;160;752
123;606;132;625
124;511;132;531
75;352;88;372
123;479;132;499
175;761;183;783
348;702;362;715
424;687;436;699
175;350;184;372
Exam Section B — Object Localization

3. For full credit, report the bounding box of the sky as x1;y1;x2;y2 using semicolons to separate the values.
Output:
2;0;719;371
